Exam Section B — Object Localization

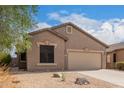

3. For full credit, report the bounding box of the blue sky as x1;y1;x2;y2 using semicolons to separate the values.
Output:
36;5;124;25
33;5;124;44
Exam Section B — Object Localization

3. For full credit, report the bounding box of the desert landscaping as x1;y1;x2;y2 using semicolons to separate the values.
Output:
0;70;121;88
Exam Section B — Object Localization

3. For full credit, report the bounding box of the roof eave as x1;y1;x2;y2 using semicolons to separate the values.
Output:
29;22;108;48
28;29;68;41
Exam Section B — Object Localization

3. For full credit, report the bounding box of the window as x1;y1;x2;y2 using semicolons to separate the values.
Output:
66;26;72;34
113;53;116;63
40;45;54;63
20;52;26;61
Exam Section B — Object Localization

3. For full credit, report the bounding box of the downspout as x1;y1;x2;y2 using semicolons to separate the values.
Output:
64;40;67;70
102;50;107;69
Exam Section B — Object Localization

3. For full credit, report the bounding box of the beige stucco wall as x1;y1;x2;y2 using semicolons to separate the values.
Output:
108;49;124;63
107;49;124;69
54;25;106;69
27;31;65;71
27;24;107;71
54;25;106;50
116;49;124;62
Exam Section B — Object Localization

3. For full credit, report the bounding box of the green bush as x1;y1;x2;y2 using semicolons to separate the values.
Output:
116;62;124;70
0;52;11;66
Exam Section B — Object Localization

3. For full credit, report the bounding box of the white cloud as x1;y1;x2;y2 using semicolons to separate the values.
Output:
101;22;112;31
115;24;124;41
93;22;116;44
31;22;51;31
48;12;60;19
49;13;101;31
94;20;124;44
48;12;124;45
36;22;51;29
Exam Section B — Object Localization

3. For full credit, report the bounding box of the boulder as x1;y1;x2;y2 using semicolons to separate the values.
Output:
75;78;90;85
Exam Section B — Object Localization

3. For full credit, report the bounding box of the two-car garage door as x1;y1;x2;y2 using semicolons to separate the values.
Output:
68;51;102;70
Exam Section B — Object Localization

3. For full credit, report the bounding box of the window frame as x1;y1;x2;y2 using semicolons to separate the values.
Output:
66;26;72;34
40;45;54;64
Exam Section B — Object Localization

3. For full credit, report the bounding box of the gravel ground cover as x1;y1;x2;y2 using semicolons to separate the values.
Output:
11;71;122;88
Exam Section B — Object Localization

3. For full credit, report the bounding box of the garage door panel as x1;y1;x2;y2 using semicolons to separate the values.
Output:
68;51;101;70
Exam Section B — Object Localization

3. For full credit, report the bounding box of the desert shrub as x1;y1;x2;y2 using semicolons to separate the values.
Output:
0;66;16;88
52;73;66;81
111;63;116;69
0;52;11;67
0;53;17;88
116;62;124;70
61;72;66;81
53;73;61;78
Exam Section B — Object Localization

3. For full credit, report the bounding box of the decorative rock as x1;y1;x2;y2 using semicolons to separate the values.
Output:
75;78;90;85
12;80;20;84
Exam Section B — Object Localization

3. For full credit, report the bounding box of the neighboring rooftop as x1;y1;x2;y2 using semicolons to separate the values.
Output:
107;42;124;52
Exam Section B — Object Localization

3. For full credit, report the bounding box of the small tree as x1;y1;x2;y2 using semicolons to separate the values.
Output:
0;5;38;53
15;32;32;53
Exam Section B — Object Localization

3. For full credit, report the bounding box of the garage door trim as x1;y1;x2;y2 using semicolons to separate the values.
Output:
67;49;104;53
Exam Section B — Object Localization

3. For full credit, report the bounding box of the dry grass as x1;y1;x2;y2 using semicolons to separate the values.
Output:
0;66;17;88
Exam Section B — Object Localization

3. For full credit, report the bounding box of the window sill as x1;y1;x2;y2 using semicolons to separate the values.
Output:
37;63;57;66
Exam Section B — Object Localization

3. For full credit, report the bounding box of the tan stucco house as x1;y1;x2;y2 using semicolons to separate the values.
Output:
18;22;108;71
106;42;124;69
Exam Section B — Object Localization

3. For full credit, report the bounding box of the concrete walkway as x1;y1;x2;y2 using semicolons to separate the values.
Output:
79;69;124;87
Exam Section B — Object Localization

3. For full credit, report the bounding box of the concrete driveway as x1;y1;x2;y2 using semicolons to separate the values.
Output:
79;69;124;87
